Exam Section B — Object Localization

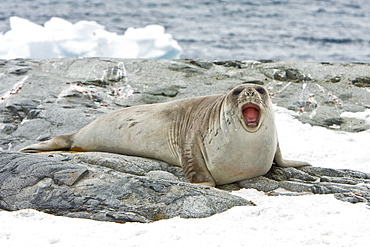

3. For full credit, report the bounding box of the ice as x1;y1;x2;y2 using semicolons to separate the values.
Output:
0;17;182;59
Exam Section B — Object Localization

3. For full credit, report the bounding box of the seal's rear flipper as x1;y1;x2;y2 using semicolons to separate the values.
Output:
274;142;311;168
19;134;74;153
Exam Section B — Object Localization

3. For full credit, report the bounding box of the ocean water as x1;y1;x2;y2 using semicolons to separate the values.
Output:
1;0;369;62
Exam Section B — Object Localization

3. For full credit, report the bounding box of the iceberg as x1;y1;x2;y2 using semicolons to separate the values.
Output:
0;17;182;59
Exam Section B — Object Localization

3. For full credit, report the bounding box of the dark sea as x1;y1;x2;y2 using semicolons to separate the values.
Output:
1;0;369;62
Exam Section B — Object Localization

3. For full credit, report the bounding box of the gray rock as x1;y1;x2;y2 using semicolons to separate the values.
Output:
352;76;370;87
0;151;252;223
1;58;370;135
238;166;370;205
1;58;370;223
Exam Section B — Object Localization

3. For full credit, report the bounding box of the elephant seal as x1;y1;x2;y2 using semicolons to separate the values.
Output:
20;84;310;186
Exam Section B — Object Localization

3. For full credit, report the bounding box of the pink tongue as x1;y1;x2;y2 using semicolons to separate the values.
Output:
243;107;259;123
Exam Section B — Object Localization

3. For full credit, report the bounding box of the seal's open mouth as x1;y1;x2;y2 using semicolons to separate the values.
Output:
242;103;260;127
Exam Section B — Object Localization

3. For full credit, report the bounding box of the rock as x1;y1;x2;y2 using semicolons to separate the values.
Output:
238;166;370;205
328;75;342;83
2;151;369;224
272;67;312;82
237;177;280;192
146;85;182;97
189;60;214;70
0;151;252;223
352;76;370;87
1;58;370;223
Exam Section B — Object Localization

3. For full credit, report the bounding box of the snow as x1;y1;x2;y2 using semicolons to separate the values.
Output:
1;106;369;246
275;106;370;173
0;17;182;59
1;192;368;247
341;109;370;125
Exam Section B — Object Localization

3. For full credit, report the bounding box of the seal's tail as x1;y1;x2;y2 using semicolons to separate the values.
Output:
19;134;74;153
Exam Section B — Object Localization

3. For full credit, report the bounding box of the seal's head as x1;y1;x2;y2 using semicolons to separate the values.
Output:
228;84;272;132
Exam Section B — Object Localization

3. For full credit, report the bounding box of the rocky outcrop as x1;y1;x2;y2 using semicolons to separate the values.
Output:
0;151;251;223
237;166;370;204
1;58;370;223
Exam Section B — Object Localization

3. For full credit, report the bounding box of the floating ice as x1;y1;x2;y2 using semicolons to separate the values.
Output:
0;17;182;59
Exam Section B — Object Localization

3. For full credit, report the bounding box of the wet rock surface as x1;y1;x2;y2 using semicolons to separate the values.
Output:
1;58;370;222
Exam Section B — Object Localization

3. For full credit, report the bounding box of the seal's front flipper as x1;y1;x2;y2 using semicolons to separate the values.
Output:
274;142;311;168
180;143;216;187
20;134;74;153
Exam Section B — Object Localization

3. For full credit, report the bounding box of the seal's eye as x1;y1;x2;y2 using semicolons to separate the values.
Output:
232;87;244;95
255;87;266;94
